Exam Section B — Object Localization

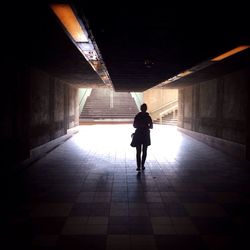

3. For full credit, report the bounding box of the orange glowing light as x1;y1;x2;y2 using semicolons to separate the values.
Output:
50;4;88;42
177;70;193;77
211;45;250;61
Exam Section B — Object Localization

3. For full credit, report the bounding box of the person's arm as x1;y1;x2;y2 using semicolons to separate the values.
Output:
149;117;153;129
133;115;138;128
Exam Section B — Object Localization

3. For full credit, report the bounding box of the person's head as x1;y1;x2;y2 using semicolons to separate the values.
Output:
140;103;147;112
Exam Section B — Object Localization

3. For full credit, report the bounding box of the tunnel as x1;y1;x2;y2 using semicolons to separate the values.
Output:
3;2;250;250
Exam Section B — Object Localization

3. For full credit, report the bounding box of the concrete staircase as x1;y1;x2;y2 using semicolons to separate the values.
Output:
153;113;178;126
150;99;178;126
80;88;139;123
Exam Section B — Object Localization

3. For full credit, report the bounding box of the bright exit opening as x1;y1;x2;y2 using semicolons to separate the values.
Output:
78;88;178;126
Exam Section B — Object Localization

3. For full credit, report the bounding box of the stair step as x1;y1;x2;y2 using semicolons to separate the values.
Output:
80;88;139;120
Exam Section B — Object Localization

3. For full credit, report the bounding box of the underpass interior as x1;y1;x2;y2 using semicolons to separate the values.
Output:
3;2;250;250
7;124;250;249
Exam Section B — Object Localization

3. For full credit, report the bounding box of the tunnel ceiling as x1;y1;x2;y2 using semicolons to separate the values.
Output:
4;1;250;91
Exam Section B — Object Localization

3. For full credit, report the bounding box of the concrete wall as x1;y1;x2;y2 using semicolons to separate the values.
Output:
1;60;79;172
178;67;250;159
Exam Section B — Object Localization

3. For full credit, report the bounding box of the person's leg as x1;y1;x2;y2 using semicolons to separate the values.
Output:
136;145;142;170
141;144;148;170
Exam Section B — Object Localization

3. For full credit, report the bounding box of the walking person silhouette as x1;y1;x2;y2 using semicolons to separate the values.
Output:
131;103;153;171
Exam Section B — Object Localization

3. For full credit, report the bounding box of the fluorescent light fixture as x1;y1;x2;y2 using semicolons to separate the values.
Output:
177;70;193;77
211;45;250;61
78;42;94;51
50;4;88;42
83;50;99;61
168;76;181;82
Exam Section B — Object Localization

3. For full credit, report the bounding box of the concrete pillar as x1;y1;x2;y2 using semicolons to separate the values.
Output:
192;84;200;132
110;89;114;108
178;89;184;128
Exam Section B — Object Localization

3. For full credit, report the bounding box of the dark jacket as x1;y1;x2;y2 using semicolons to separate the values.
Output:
131;112;153;147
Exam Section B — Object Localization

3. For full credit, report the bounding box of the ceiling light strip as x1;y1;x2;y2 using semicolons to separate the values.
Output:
211;45;250;61
50;4;88;42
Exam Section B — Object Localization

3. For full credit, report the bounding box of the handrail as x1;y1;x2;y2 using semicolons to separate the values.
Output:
160;103;178;116
150;99;177;113
150;99;178;121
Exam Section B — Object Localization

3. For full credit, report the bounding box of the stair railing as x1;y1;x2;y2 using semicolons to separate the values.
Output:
150;99;178;122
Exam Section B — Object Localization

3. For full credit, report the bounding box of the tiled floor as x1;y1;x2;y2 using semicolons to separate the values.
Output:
6;124;250;249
